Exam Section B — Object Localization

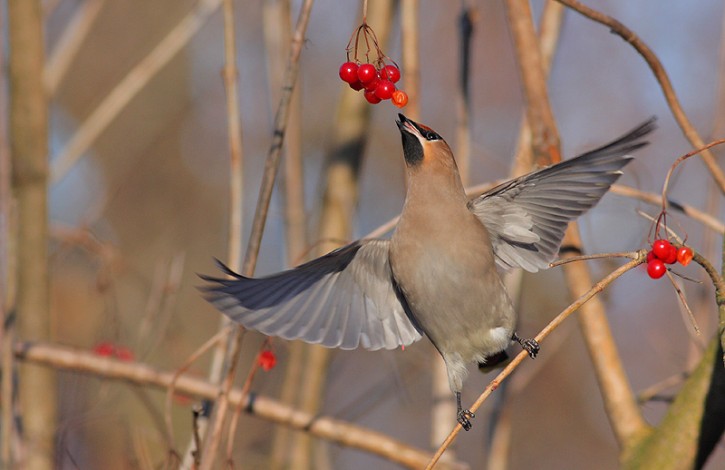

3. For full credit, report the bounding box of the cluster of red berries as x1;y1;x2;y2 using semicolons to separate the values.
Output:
645;239;693;279
339;61;408;107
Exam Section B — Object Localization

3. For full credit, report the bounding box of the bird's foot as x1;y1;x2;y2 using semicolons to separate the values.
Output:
457;409;475;431
455;391;475;431
513;332;540;359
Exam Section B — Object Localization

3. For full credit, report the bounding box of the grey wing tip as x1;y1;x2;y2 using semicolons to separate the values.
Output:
213;258;243;278
620;116;658;146
576;118;656;164
197;258;246;292
626;116;658;140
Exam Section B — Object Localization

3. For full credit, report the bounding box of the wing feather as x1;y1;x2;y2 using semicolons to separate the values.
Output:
201;239;423;350
469;118;655;271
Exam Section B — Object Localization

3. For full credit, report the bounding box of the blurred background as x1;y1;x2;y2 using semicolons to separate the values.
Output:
14;0;725;468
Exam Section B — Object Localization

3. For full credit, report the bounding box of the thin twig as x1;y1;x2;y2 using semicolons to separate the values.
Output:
427;256;644;468
260;0;308;466
44;0;105;94
224;339;268;465
190;0;247;463
198;331;244;469
401;0;420;119
637;372;688;404
665;269;701;336
192;406;203;466
137;255;185;354
635;209;683;244
555;0;725;195
550;251;638;267
221;0;245;276
0;1;15;462
164;327;231;454
610;184;724;234
50;0;223;184
199;1;316;467
659;138;725;219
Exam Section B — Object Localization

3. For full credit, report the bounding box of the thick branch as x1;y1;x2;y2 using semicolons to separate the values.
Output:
8;1;56;468
623;338;724;468
561;227;649;453
12;341;465;470
504;0;561;165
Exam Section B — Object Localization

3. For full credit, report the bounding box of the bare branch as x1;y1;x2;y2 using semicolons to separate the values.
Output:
504;0;561;165
12;341;466;470
9;0;56;467
44;0;105;94
611;185;725;234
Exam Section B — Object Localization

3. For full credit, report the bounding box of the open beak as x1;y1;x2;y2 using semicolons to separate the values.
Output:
396;113;421;136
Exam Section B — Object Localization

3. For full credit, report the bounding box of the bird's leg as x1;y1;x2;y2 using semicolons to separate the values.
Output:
456;391;475;431
513;332;540;358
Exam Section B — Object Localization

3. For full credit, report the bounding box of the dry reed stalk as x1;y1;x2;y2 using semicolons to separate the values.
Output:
9;1;56;468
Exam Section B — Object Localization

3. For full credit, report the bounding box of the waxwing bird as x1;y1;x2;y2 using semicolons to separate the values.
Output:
202;114;655;431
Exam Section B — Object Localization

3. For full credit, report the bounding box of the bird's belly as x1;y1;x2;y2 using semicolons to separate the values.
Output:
392;246;516;363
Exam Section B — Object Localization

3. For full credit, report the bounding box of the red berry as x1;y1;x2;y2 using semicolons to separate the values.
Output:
172;392;193;406
348;80;364;91
374;80;396;100
258;350;277;371
663;244;678;264
93;342;115;357
363;75;380;91
677;246;694;266
364;89;382;104
651;239;672;260
392;90;409;108
115;346;135;362
339;62;359;84
646;250;656;263
357;63;377;83
647;259;667;279
381;65;401;83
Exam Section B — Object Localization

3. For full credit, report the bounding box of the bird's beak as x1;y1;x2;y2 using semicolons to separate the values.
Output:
396;113;422;137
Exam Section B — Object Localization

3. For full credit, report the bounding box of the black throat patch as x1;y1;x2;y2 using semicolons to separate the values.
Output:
400;131;423;166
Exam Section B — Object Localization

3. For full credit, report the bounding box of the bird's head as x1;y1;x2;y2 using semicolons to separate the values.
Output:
396;114;454;168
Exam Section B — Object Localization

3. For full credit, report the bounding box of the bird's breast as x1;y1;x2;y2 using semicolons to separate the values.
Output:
389;207;516;358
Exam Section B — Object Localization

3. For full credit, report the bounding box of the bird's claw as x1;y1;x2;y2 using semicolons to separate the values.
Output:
513;333;540;359
521;338;540;358
457;409;475;431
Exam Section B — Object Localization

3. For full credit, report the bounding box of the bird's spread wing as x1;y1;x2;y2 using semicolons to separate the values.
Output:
200;239;423;350
468;118;656;272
